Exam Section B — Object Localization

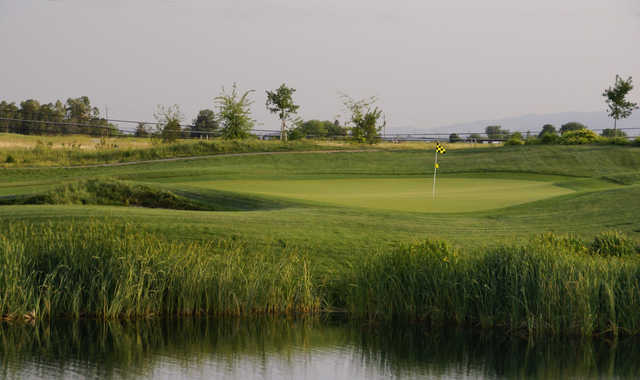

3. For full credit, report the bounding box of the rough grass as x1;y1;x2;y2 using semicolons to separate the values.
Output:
1;221;639;337
342;233;640;336
0;222;320;320
0;133;154;150
0;135;354;167
0;179;210;211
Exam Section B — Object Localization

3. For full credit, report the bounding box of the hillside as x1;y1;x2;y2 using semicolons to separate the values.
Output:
1;144;638;254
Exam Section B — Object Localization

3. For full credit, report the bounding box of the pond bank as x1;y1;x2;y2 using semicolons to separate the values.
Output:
1;221;639;337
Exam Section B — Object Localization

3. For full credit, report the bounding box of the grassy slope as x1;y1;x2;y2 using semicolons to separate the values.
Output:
0;145;639;261
0;136;357;167
2;144;640;331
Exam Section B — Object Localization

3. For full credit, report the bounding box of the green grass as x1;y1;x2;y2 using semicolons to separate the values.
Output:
0;222;320;320
0;145;639;252
0;135;355;167
0;179;211;211
342;234;640;336
1;221;639;336
1;143;640;335
190;176;574;213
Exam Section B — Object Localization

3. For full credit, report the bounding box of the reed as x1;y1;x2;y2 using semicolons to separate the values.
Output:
1;221;639;336
0;222;321;320
345;234;640;336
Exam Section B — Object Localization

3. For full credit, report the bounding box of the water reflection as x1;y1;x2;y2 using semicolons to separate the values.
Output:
1;318;639;379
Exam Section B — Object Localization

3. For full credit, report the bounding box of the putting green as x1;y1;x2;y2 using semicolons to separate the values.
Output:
186;177;574;213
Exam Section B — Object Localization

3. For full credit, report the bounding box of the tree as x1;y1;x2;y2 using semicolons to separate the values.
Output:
65;96;97;121
154;104;184;143
191;109;218;138
0;101;19;133
341;94;385;144
66;96;99;134
449;133;461;143
298;120;329;137
135;122;151;137
287;128;305;141
538;124;557;138
485;125;510;140
328;120;347;137
1;96;116;136
601;128;627;138
469;133;482;141
18;99;41;135
266;84;300;142
510;131;523;140
65;96;107;135
603;75;638;132
215;83;255;140
287;119;347;140
39;102;66;135
560;122;587;134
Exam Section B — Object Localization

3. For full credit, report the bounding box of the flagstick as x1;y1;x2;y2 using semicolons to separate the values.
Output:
432;150;438;200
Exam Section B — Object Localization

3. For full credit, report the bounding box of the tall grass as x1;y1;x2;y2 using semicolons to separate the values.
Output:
0;138;348;167
1;222;639;336
0;222;320;320
344;233;640;336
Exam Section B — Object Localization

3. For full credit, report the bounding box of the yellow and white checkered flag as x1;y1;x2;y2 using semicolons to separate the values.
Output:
432;142;445;200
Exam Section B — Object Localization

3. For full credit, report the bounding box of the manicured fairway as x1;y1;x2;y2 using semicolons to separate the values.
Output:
0;144;639;250
185;177;574;212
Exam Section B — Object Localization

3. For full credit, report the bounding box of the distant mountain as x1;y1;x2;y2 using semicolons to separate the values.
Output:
421;111;640;135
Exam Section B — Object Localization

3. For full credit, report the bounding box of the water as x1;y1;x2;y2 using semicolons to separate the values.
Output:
1;318;639;379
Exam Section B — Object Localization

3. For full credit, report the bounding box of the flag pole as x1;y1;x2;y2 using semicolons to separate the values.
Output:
432;150;438;200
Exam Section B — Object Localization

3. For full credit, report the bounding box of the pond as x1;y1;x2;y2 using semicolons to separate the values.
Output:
1;317;638;379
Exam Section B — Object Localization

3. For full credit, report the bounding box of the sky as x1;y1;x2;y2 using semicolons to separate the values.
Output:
1;0;639;131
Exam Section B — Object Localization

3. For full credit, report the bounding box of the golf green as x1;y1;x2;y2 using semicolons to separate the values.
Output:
186;177;574;213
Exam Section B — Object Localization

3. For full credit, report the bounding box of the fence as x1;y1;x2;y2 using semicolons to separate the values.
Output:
1;116;639;142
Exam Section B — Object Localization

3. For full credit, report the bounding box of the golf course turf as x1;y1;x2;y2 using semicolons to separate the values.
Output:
2;144;638;246
1;140;640;334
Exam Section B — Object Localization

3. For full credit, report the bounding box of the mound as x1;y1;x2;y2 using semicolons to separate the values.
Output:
0;179;209;211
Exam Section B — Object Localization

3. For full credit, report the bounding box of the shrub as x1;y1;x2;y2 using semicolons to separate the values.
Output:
161;119;182;143
5;154;16;163
524;137;541;145
591;231;638;257
560;122;587;134
287;128;305;140
634;137;640;147
597;137;631;146
561;129;599;144
538;124;558;138
601;129;627;138
449;133;461;143
504;137;524;146
540;132;561;144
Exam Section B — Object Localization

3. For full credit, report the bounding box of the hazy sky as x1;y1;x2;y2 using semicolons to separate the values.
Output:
1;0;639;131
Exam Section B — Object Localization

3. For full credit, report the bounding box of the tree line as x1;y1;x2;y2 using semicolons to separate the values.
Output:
0;97;118;136
449;121;634;145
1;75;636;145
449;75;638;145
145;83;384;143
